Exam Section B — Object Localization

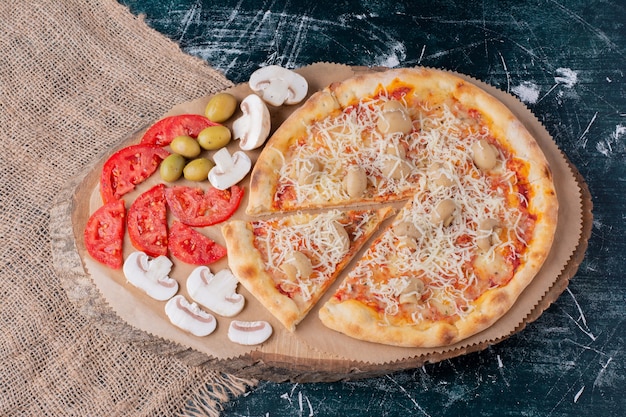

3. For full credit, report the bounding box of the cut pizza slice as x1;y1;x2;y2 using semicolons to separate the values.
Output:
221;207;394;331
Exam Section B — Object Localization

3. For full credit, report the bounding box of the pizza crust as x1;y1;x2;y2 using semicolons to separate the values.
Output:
222;220;301;331
319;299;461;348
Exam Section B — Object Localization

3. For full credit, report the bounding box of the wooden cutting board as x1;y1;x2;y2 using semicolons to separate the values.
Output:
50;64;592;382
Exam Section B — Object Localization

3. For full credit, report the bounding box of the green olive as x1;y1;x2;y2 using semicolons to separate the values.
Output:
205;93;238;123
197;125;232;150
170;135;201;158
160;154;186;182
183;158;214;181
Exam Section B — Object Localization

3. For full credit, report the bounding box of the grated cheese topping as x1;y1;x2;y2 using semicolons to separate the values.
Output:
275;97;419;206
252;210;376;302
321;99;532;322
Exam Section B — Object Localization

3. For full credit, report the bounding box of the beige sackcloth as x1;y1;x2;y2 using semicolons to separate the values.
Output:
0;0;258;415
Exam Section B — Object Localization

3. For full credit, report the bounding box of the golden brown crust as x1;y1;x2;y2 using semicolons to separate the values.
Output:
222;221;301;331
319;299;460;348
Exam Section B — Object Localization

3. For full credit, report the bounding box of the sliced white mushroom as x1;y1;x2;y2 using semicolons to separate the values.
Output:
476;218;500;251
248;65;308;106
123;251;178;301
394;221;422;240
430;199;458;226
381;143;412;179
186;266;245;317
293;157;320;186
329;221;350;255
165;295;217;337
428;162;455;188
232;94;271;150
342;165;368;198
377;100;413;135
208;147;252;190
280;251;314;281
228;320;273;345
471;139;499;170
398;279;426;305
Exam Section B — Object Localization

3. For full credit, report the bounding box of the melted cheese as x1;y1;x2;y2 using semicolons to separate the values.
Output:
253;210;374;302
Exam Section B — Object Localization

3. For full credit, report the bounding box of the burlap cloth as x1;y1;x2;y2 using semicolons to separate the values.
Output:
0;0;258;415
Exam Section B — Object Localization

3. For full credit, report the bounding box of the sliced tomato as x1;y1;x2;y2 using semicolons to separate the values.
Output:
165;185;244;227
168;221;226;265
84;200;126;269
100;144;170;204
127;184;168;257
140;114;218;147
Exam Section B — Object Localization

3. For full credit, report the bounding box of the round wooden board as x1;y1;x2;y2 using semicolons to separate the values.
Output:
50;64;592;382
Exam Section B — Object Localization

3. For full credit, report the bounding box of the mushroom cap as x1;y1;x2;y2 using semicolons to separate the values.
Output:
228;320;273;345
123;251;178;301
232;94;271;150
248;65;308;106
165;295;217;337
186;266;245;317
208;147;252;190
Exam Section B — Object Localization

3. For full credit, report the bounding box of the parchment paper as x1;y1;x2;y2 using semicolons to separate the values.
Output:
80;63;583;365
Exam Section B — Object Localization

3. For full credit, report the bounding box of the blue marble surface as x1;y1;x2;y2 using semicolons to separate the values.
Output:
118;1;625;415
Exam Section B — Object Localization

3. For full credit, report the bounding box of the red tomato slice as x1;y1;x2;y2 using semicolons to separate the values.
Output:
165;185;244;227
140;114;218;147
168;221;226;265
100;144;170;204
127;184;168;257
84;200;126;269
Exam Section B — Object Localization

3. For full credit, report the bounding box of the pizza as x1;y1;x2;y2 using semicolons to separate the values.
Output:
222;208;394;331
236;67;558;347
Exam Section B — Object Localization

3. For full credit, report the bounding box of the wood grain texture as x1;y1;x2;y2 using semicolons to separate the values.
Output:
114;0;625;415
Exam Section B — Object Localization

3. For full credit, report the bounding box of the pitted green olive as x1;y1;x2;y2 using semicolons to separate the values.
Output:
205;93;238;123
183;158;214;181
159;154;186;182
170;135;201;158
197;125;232;150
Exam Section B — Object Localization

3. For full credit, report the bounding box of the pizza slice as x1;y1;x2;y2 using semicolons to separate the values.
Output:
222;207;394;331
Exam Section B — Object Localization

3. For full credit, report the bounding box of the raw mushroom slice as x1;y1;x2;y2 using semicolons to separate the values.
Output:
228;320;273;345
165;295;217;337
248;65;308;106
123;251;178;301
208;147;252;190
186;266;245;317
232;94;271;150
